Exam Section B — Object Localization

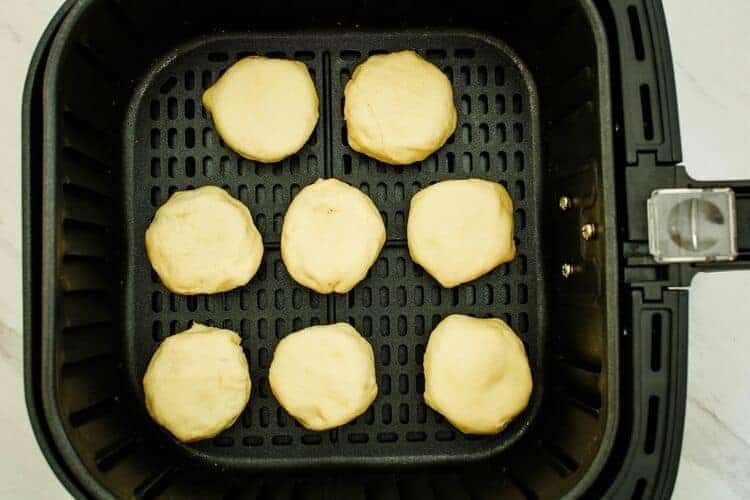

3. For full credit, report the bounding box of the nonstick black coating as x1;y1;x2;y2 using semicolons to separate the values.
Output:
122;30;544;469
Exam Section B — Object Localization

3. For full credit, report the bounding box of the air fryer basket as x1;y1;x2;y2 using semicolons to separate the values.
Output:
28;0;704;498
123;29;544;468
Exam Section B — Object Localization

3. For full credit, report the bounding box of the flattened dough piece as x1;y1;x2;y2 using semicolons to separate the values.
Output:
424;314;532;435
203;56;319;163
269;323;378;430
344;50;457;165
143;323;251;442
281;178;385;293
407;179;515;287
146;186;263;295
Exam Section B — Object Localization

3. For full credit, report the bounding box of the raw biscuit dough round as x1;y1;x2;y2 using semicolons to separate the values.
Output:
344;50;457;165
407;179;515;288
269;323;378;430
203;56;319;163
145;186;263;295
281;178;385;294
143;323;251;442
423;314;532;435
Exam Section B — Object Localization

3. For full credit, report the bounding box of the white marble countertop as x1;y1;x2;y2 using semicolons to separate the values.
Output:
0;1;747;498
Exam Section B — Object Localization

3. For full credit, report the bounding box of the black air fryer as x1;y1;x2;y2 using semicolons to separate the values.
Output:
23;1;750;498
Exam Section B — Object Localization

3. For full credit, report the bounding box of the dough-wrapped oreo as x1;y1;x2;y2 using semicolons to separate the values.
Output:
344;50;456;165
423;314;532;434
203;56;319;163
145;186;263;295
281;178;385;294
143;323;251;442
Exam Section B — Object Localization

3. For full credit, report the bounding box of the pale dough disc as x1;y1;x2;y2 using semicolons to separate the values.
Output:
407;179;515;288
145;186;263;295
143;323;251;442
269;323;378;430
423;314;532;435
344;50;457;165
203;56;319;163
281;178;385;294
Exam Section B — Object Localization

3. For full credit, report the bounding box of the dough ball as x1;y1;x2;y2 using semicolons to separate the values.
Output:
146;186;264;295
344;50;457;165
143;323;251;442
269;323;378;430
423;314;532;435
203;56;319;163
281;178;385;293
407;179;515;287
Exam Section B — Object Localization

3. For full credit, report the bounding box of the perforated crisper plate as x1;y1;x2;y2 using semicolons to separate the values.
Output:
123;31;544;469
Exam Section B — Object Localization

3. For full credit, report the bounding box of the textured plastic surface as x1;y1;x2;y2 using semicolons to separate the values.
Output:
123;32;543;468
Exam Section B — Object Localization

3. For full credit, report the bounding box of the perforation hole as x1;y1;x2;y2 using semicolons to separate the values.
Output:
150;186;161;207
460;66;471;85
518;284;528;304
447;153;455;173
518;313;529;333
435;430;455;442
150;129;160;148
150;158;161;177
397;345;408;365
381;404;392;424
348;433;369;444
301;435;321;445
496;94;506;114
272;436;292;446
494;66;505;85
399;404;409;424
208;52;229;62
473;96;487;116
406;432;426;442
461;125;472;144
514;151;525;171
160;76;178;94
462;153;472;173
496;123;507;142
149;100;159;120
477;65;488;86
513;123;523;142
381;374;391;395
185;157;196;177
213;436;234;447
425;49;447;60
167;97;177;119
340;50;361;60
340;68;350;86
397;314;407;335
515;180;525;200
166;157;176;177
414;315;425;336
294;51;315;61
185;99;195;119
461;95;471;114
201;70;212;89
443;67;453;83
380;345;391;366
515;209;526;229
151;321;164;341
377;432;398;443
